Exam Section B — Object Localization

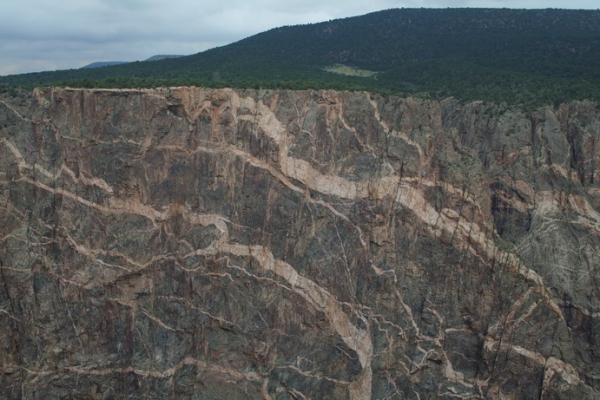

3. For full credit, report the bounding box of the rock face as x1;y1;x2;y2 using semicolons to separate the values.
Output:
1;87;599;399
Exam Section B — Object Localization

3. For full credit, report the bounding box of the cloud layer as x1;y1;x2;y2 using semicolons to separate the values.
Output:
1;0;598;75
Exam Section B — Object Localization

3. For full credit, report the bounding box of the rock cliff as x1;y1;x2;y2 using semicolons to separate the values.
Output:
1;87;599;399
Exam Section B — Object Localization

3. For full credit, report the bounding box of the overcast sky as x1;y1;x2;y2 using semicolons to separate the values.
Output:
1;0;598;76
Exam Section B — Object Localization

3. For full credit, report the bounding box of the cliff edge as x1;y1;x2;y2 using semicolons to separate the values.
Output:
1;87;599;399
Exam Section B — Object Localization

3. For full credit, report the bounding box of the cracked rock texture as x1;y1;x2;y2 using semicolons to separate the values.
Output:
1;87;600;399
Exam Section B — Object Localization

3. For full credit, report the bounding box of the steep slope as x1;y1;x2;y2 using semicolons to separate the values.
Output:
1;88;599;398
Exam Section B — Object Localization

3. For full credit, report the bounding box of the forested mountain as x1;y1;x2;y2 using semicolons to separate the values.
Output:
2;8;600;106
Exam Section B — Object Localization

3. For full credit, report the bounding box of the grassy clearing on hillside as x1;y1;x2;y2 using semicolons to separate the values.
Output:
324;64;378;78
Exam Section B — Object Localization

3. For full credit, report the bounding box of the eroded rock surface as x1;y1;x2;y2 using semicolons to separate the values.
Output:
1;87;599;399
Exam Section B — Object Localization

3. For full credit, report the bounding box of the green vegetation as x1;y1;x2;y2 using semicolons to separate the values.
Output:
324;64;378;77
2;8;600;106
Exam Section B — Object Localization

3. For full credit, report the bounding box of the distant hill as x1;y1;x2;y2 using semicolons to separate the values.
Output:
2;8;600;106
144;55;184;62
80;55;184;69
80;61;129;69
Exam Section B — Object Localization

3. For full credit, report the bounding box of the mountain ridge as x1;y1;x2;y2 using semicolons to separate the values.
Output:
80;55;185;69
2;8;600;106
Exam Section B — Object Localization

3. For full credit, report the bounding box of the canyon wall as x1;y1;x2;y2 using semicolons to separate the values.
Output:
1;87;599;399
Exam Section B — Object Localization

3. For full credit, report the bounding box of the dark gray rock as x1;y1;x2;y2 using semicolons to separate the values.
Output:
0;87;599;399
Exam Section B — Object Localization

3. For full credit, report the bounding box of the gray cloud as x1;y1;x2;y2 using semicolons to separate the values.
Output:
1;0;598;75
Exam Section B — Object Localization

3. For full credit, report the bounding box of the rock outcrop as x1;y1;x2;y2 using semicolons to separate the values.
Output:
1;87;599;399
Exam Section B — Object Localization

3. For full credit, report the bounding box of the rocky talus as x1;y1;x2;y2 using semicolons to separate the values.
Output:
1;87;599;399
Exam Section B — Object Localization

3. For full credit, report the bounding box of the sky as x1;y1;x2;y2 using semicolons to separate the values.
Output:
1;0;598;76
